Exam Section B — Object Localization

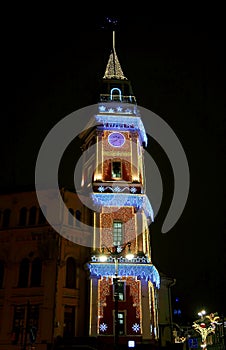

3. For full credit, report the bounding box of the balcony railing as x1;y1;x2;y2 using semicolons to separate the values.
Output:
100;94;137;104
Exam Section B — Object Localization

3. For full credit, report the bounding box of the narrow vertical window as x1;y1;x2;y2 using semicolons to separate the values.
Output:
19;207;27;226
111;161;122;179
113;221;123;246
113;281;125;301
30;258;42;287
118;282;125;301
12;306;25;344
117;312;125;335
75;210;81;227
66;257;76;288
18;258;29;287
29;304;39;339
28;206;37;225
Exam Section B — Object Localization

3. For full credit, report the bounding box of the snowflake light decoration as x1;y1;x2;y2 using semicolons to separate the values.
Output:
99;323;108;332
98;186;105;192
130;187;137;193
132;323;140;332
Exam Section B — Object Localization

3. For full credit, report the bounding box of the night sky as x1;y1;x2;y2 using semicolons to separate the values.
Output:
1;9;225;322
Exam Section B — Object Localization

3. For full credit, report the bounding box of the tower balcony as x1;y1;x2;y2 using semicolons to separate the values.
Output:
100;94;137;105
87;256;160;289
95;111;148;147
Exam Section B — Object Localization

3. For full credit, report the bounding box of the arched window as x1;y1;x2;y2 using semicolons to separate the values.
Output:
19;207;27;226
68;208;74;226
75;210;81;227
2;209;11;228
66;257;76;289
28;206;37;226
18;258;29;287
30;258;42;287
38;206;47;224
0;260;4;288
111;161;122;179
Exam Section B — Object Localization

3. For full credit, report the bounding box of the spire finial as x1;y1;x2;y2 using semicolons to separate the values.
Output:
113;30;115;50
103;20;127;80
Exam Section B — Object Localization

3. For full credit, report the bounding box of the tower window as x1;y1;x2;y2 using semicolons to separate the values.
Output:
113;221;123;246
114;281;125;301
117;312;125;335
112;161;122;179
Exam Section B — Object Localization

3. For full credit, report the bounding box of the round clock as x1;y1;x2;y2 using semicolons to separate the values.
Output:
108;132;125;147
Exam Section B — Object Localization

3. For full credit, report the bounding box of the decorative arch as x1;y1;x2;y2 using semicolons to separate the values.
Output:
110;87;122;101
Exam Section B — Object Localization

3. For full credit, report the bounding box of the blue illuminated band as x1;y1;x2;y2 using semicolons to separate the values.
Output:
91;193;154;222
95;114;148;147
87;262;160;289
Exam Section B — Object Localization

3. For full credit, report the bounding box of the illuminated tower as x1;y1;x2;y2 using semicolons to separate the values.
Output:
82;32;160;347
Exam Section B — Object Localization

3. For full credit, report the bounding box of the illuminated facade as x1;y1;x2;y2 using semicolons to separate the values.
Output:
0;189;89;350
81;32;160;346
0;32;172;350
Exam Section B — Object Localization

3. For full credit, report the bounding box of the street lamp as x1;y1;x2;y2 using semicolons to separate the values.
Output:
99;242;134;349
198;310;206;319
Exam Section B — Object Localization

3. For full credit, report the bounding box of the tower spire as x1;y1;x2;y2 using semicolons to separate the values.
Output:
103;30;127;80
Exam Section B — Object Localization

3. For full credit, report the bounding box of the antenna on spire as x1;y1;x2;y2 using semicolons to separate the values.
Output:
113;30;115;49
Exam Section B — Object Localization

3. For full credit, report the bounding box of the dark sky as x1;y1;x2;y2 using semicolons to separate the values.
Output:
1;9;225;321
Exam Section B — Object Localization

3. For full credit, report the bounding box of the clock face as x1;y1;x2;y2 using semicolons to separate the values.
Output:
108;132;125;147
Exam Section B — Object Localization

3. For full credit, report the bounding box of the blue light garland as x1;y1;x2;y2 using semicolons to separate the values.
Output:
96;114;148;146
91;193;154;222
87;262;160;289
